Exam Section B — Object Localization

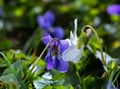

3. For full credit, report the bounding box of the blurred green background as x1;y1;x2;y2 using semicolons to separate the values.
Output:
0;0;120;89
0;0;120;57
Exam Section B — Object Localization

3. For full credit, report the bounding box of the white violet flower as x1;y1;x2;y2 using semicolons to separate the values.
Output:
62;19;84;63
95;51;118;65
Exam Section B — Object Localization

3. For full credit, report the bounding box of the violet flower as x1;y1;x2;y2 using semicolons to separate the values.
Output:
107;4;120;15
0;7;3;17
62;19;84;63
37;11;64;45
44;37;69;73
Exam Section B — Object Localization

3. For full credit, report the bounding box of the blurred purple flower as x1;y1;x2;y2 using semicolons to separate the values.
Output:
37;11;64;45
45;38;69;73
0;7;3;17
107;4;120;15
37;11;55;29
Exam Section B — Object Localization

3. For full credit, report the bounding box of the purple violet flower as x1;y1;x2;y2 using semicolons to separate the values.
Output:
0;7;3;17
37;11;55;29
37;11;64;45
44;37;69;73
107;4;120;15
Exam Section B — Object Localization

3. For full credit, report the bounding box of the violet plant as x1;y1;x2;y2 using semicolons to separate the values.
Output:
44;39;69;73
37;11;64;45
0;11;120;89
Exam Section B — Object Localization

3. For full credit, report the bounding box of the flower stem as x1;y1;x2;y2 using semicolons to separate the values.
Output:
24;38;59;82
32;38;59;71
76;70;81;84
81;25;106;68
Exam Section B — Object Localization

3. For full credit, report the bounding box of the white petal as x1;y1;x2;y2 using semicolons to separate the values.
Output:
62;45;84;63
74;19;77;37
70;31;77;45
95;51;116;65
65;39;71;46
70;31;74;41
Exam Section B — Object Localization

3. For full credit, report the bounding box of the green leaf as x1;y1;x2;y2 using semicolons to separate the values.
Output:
0;60;25;87
82;76;104;89
43;86;53;89
33;78;52;89
0;74;19;85
33;77;65;89
53;85;66;89
14;50;26;59
88;36;103;53
64;62;80;86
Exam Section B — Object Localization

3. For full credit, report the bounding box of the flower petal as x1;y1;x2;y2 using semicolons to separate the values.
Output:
45;51;55;70
44;50;51;62
50;27;64;39
54;59;69;73
69;19;78;45
95;51;117;65
59;39;70;54
70;31;77;45
44;11;55;25
46;58;54;70
42;34;52;45
62;45;84;63
107;4;120;15
37;16;51;29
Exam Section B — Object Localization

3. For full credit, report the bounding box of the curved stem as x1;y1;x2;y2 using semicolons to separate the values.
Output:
32;38;59;70
81;25;106;66
24;41;50;81
24;38;59;82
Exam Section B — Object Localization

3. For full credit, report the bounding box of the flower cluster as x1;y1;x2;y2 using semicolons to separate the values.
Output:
37;11;64;45
38;11;93;72
43;19;88;72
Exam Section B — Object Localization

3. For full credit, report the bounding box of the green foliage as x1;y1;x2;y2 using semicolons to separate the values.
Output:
82;76;104;89
0;0;120;89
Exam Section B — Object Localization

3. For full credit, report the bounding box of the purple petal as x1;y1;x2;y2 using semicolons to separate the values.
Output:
42;34;52;45
46;57;54;70
45;51;55;70
44;11;55;25
50;27;64;39
49;39;59;49
44;50;51;62
107;4;120;15
59;40;70;54
54;58;69;73
37;16;52;29
0;7;3;17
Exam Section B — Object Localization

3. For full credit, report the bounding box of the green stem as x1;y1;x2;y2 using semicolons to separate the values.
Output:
113;68;120;84
76;70;81;84
24;38;59;82
107;69;115;89
24;40;50;82
81;25;106;68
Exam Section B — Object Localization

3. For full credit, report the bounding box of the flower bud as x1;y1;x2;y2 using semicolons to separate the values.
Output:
86;28;92;39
